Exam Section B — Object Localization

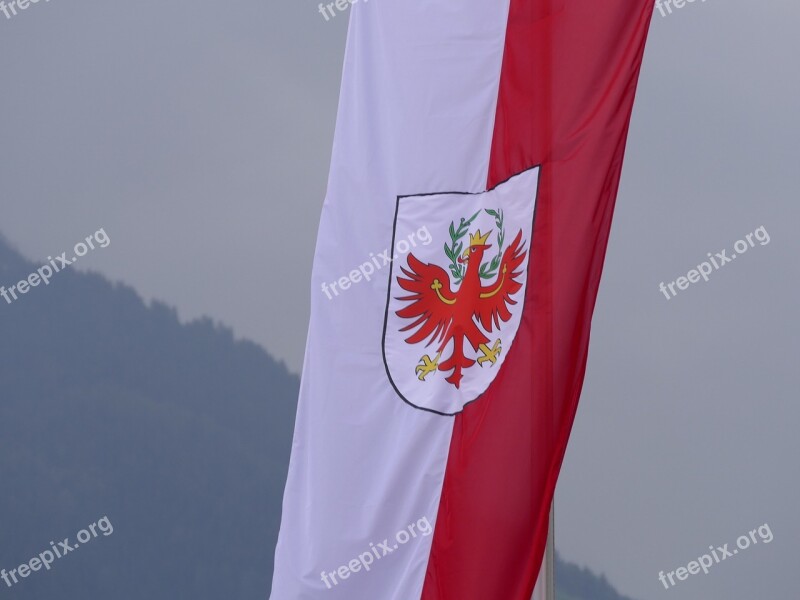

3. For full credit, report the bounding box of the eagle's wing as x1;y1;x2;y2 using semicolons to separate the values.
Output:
395;253;456;347
475;230;527;332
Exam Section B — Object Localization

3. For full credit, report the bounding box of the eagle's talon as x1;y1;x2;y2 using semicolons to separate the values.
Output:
477;339;502;366
415;353;440;381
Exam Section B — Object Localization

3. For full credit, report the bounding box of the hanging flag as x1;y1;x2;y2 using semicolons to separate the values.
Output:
271;0;654;598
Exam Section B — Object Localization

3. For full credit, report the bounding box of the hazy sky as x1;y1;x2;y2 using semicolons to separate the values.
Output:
1;1;798;599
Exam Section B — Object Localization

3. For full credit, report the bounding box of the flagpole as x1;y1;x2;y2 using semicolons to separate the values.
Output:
546;503;555;600
533;502;556;600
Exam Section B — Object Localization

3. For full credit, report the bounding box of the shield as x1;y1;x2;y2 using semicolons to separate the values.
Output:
383;166;541;415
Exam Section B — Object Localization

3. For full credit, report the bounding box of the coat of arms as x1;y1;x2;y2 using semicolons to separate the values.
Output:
383;166;540;415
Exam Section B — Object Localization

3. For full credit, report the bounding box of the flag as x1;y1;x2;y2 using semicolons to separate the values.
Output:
271;0;653;598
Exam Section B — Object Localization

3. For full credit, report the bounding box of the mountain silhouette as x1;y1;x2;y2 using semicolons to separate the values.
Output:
0;235;636;600
556;553;638;600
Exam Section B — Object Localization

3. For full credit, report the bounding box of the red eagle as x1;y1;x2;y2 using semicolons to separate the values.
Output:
395;228;527;388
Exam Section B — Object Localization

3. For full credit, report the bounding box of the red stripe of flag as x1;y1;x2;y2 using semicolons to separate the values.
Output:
421;2;654;598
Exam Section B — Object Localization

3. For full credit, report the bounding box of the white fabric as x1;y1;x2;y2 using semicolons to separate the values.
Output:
270;0;513;598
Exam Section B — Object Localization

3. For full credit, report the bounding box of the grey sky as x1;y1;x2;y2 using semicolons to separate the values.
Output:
1;1;798;599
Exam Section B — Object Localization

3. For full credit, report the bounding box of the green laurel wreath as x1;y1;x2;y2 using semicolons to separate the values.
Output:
443;210;480;283
443;208;505;283
479;208;504;280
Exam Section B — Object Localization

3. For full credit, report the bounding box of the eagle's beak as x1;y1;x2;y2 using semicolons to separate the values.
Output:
460;244;491;263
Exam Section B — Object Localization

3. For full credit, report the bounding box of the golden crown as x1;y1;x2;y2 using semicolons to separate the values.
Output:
469;229;492;246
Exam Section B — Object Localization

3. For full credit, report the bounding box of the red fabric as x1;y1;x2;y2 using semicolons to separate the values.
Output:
421;2;654;598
